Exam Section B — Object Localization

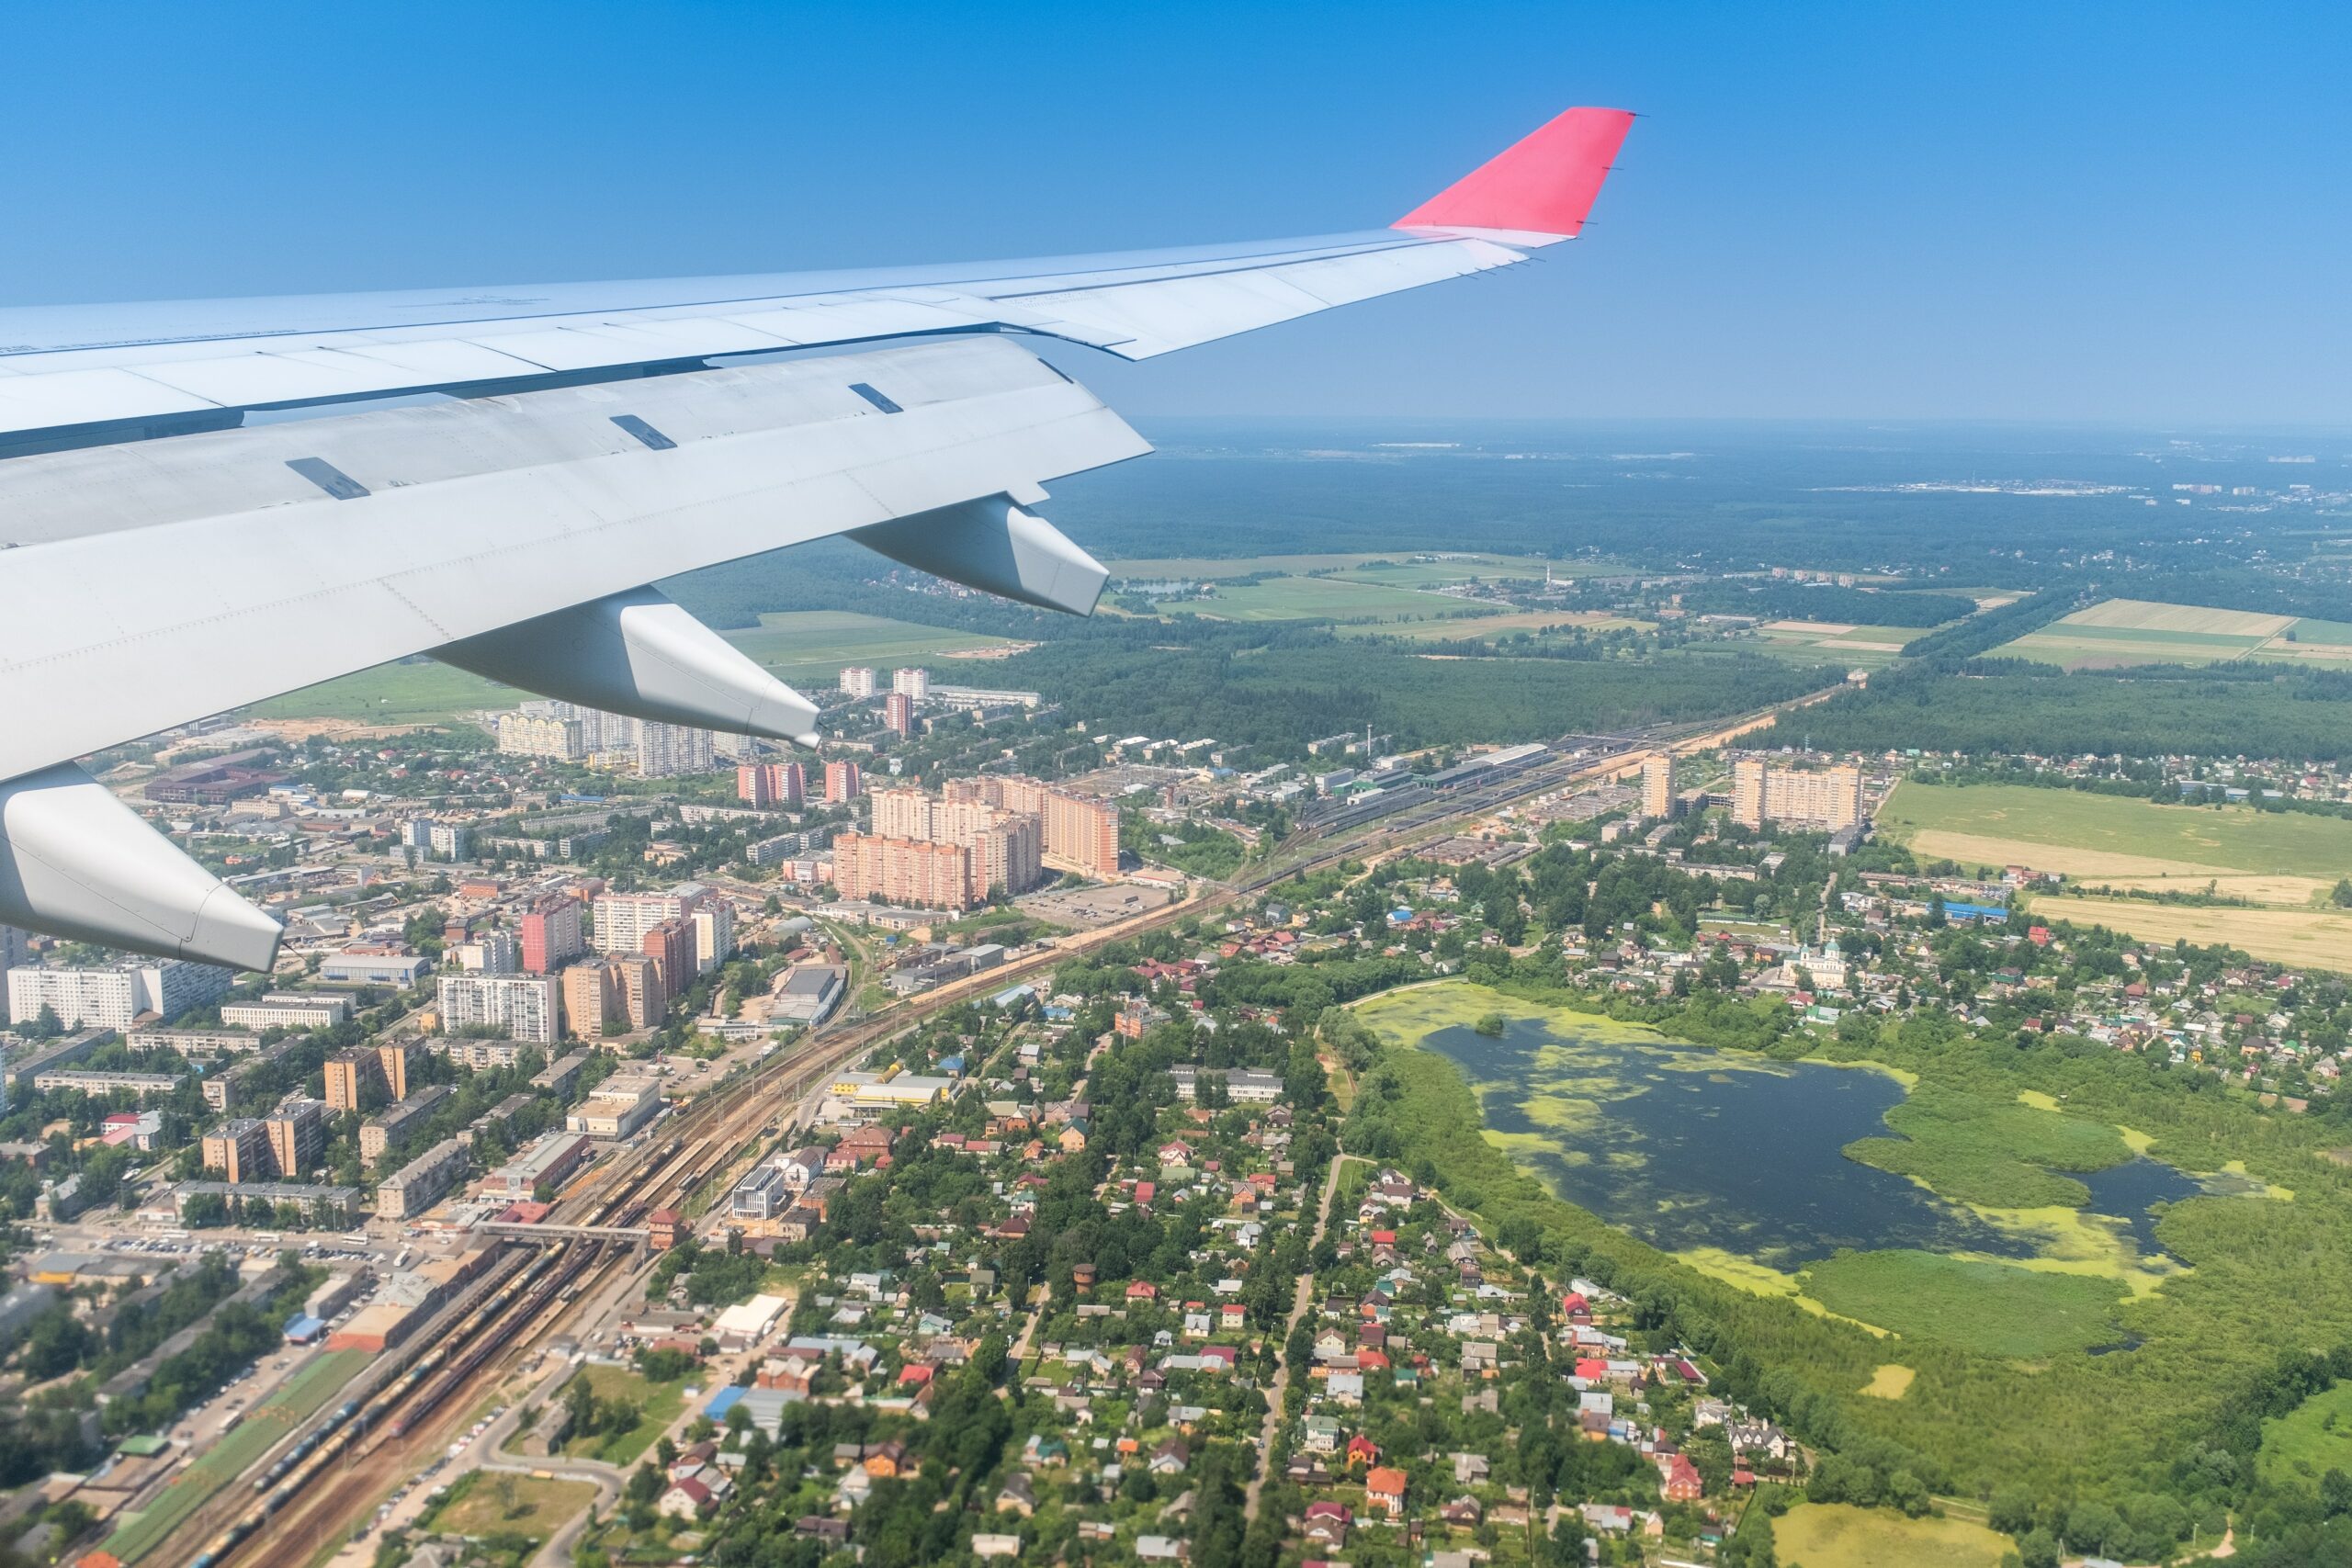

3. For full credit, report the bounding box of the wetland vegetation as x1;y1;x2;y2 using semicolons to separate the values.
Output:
1341;976;2352;1516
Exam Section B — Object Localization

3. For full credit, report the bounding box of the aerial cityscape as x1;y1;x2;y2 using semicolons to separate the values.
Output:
3;7;2350;1568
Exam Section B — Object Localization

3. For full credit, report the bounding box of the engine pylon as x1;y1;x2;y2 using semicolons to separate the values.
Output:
438;586;819;745
0;763;283;970
852;493;1108;616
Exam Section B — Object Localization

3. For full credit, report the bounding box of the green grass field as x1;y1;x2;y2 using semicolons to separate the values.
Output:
243;610;1015;726
1881;780;2352;882
1803;1250;2127;1358
245;658;516;724
1994;597;2352;671
1156;573;1483;622
1845;1084;2132;1209
1774;1503;2014;1568
2259;1378;2352;1492
103;1348;373;1562
1336;607;1645;642
561;1364;688;1466
1105;550;1578;582
421;1469;599;1545
721;609;1017;682
1741;621;1922;670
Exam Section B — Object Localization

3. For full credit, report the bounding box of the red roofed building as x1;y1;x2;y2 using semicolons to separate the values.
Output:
1658;1453;1703;1502
1365;1466;1408;1516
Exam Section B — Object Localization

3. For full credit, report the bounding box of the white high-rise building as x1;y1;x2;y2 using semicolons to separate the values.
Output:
691;899;735;974
892;667;931;700
593;891;688;954
6;959;232;1031
435;973;560;1044
636;722;716;779
838;666;877;698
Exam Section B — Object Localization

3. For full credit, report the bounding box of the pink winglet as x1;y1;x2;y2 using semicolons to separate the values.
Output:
1393;106;1634;240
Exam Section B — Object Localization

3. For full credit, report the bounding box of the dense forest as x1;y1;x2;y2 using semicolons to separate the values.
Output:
1675;580;1976;626
988;620;1835;754
1760;660;2352;760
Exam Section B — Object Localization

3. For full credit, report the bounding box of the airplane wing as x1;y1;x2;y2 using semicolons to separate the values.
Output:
0;105;1632;969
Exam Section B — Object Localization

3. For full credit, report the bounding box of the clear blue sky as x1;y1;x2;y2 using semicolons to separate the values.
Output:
7;1;2346;424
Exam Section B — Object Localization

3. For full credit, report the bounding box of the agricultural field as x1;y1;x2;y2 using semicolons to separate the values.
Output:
1773;1503;2013;1568
1996;596;2352;670
243;658;514;726
2025;894;2352;971
1152;572;1484;622
1102;549;1577;583
1339;607;1646;642
720;609;1019;682
1880;781;2352;884
1743;618;1924;668
243;610;1015;726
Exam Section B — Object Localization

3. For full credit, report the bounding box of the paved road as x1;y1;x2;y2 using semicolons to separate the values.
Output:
1243;1152;1359;1522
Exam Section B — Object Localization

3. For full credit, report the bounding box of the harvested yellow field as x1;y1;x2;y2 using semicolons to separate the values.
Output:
1860;1363;1917;1399
2253;639;2352;665
1776;1504;2012;1568
2028;895;2352;971
2095;874;2335;906
2066;598;2293;637
1905;829;2224;881
1764;618;1858;635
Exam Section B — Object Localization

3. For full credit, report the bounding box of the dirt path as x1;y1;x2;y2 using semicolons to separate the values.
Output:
1243;1153;1361;1522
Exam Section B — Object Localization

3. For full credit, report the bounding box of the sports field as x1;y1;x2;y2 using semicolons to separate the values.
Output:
1774;1504;2012;1568
1996;597;2352;670
244;611;1015;726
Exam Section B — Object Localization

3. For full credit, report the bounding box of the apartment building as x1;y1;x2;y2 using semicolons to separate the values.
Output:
560;962;620;1038
636;722;716;779
613;953;665;1031
1641;753;1677;820
6;959;232;1031
435;973;560;1045
519;896;585;975
1730;760;1866;831
592;890;686;954
220;992;351;1032
496;711;585;761
377;1138;468;1219
830;834;977;910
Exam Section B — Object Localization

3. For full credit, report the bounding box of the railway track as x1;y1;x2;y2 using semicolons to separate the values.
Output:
173;690;1833;1565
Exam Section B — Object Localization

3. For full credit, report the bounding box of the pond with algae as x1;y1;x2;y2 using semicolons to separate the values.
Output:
1354;983;2270;1348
